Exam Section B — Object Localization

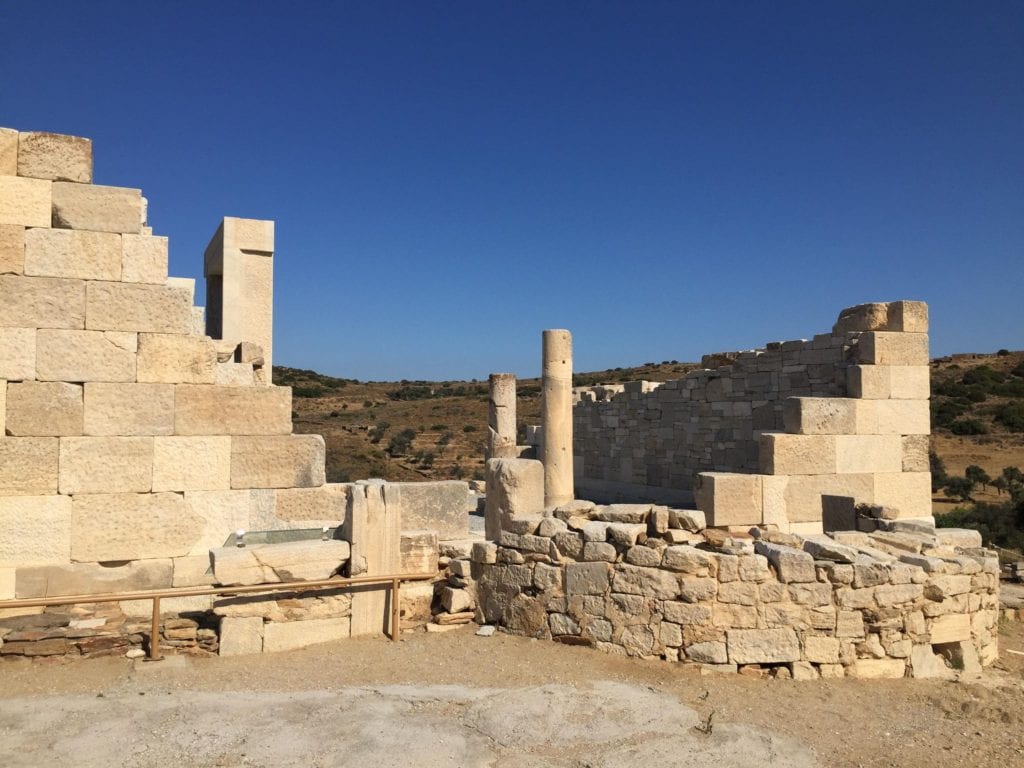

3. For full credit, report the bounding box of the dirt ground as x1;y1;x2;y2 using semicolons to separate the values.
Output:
1;621;1023;768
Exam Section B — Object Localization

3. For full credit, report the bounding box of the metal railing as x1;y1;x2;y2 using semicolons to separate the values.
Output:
0;572;436;661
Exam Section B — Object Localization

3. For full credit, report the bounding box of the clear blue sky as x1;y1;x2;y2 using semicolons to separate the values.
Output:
3;2;1022;381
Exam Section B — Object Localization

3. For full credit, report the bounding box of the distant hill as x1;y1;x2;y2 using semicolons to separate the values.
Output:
276;350;1024;495
275;360;697;483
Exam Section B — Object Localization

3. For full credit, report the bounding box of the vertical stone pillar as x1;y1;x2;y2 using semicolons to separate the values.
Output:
541;329;574;507
343;480;402;636
487;373;517;460
204;216;275;381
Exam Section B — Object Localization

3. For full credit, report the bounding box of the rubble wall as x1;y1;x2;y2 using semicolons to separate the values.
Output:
468;501;999;679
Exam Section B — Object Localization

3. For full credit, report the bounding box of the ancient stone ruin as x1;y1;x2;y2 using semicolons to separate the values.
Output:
0;126;1001;680
448;304;1001;679
0;127;477;658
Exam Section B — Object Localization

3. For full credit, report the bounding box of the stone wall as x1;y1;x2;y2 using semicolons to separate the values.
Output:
0;127;479;657
468;499;999;679
573;301;931;533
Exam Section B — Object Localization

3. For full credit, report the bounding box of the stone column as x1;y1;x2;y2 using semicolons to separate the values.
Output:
487;373;517;460
203;216;275;381
541;329;574;507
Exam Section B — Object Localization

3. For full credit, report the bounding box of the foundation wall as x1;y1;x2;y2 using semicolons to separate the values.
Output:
468;501;998;679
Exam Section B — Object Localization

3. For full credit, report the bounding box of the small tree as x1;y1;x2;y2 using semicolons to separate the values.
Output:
929;450;948;493
965;465;991;490
943;476;975;502
992;477;1008;495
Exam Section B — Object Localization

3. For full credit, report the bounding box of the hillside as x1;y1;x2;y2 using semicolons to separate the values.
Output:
277;350;1024;497
276;361;697;483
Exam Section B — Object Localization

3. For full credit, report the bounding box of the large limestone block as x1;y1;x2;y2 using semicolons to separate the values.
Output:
84;382;174;435
726;628;801;664
274;485;348;522
929;613;971;644
783;397;857;435
51;181;141;234
137;333;217;384
484;458;544;540
834;435;904;474
0;437;58;495
14;559;171;599
0;495;71;567
172;554;217;587
0;326;36;380
887;301;929;333
847;365;930;400
23;227;121;281
383;481;471;540
0;224;25;274
0;274;85;329
36;329;136;382
210;539;351;586
152;436;231;492
85;281;193;334
121;233;168;283
262;616;350;652
871;472;932;519
183;489;251;556
342;482;401;635
5;381;83;436
219;616;264;656
174;385;292;435
833;301;928;334
16;131;92;182
782;473;874;524
833;302;892;333
59;436;153;494
0;128;17;174
856;332;929;366
220;618;264;659
230;435;326;489
0;175;51;227
400;529;439;575
71;492;201;562
0;567;15;599
848;658;907;679
695;472;763;527
760;433;836;475
856;400;930;436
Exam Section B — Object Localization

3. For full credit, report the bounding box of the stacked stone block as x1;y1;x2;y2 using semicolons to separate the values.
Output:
573;300;933;533
0;128;343;615
469;499;998;678
694;301;931;532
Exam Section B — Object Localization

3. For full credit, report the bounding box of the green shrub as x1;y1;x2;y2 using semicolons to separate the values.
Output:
462;425;477;433
949;418;988;435
995;402;1024;432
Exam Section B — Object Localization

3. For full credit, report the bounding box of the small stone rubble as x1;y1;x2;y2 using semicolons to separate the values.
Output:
0;603;218;659
438;500;999;679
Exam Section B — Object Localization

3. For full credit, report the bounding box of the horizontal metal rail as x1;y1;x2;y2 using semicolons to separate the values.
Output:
0;572;436;661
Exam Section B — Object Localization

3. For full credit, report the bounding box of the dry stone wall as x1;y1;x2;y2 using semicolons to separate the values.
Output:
467;499;999;679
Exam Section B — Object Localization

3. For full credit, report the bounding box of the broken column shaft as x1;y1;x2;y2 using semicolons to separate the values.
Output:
487;373;517;460
541;329;574;507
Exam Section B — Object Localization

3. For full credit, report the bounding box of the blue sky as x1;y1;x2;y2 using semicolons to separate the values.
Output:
2;2;1021;380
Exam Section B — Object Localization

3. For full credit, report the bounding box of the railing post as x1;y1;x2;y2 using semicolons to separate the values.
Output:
390;578;400;641
149;595;162;661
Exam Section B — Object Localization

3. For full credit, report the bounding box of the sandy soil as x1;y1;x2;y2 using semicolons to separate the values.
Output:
2;621;1023;768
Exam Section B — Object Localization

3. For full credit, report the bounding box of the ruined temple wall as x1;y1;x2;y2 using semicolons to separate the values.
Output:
469;502;999;679
574;333;849;501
